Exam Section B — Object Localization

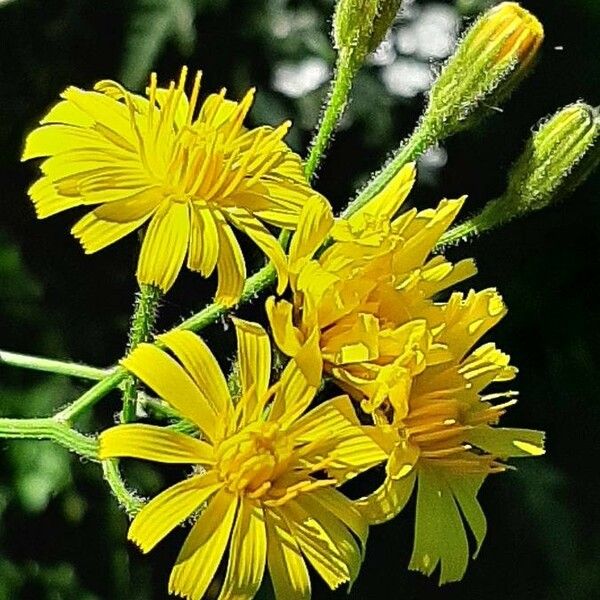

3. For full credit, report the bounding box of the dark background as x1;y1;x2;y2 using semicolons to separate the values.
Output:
1;0;598;598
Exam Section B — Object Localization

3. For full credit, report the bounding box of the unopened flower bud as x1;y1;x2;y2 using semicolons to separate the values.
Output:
494;103;600;219
333;0;403;66
424;2;544;138
443;103;600;244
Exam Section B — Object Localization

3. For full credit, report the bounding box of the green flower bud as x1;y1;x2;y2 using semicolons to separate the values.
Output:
333;0;403;66
423;2;544;138
441;103;600;245
490;103;600;220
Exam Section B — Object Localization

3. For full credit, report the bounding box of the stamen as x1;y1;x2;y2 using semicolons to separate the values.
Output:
186;71;202;125
225;88;256;144
148;72;158;130
178;66;188;91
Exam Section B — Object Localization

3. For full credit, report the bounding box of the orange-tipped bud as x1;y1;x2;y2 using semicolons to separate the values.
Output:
423;2;544;138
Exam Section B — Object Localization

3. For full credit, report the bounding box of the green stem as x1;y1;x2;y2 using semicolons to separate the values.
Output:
140;395;183;420
0;417;98;460
55;368;128;424
341;122;437;218
177;263;276;333
305;50;357;181
121;284;162;423
438;215;483;247
102;459;144;517
0;349;113;380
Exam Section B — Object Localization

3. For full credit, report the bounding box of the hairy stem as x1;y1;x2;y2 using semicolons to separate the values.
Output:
0;417;98;460
341;122;437;218
121;284;161;423
55;368;128;424
305;50;357;181
177;263;276;333
102;459;144;517
0;349;114;380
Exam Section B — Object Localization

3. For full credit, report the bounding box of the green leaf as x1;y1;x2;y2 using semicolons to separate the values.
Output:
120;0;196;90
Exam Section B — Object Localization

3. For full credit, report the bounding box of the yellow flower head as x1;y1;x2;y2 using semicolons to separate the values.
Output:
267;162;476;402
268;163;545;583
23;67;319;302
99;320;384;599
356;288;545;584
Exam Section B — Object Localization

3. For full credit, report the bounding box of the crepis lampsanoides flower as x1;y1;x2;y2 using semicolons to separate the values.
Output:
22;67;323;303
267;162;545;583
99;319;385;599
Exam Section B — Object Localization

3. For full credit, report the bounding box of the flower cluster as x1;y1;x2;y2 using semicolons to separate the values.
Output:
23;67;320;303
17;3;553;592
267;163;545;584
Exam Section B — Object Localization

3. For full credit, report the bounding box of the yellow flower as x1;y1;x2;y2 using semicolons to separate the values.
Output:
268;163;545;583
267;162;476;405
22;67;319;302
99;320;385;599
356;289;545;584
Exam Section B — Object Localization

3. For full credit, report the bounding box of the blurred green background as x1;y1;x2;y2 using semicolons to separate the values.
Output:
1;0;599;598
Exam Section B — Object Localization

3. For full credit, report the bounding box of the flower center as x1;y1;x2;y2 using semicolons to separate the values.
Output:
392;395;517;475
214;421;294;498
135;67;291;208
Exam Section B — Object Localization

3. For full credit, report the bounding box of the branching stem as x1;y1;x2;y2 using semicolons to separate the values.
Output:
0;349;114;380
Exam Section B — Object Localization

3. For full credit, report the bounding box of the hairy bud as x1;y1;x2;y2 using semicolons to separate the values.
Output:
333;0;403;66
423;2;544;138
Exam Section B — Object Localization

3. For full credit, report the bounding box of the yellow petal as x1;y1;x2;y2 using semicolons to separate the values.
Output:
226;207;288;295
409;468;470;584
466;426;545;458
71;196;159;254
288;194;334;272
270;334;320;428
265;510;311;600
356;470;417;525
291;327;323;388
387;440;420;480
322;313;380;365
394;198;465;272
158;330;231;416
324;427;389;484
310;487;369;552
218;500;267;600
459;342;516;392
121;344;219;442
40;97;94;128
99;423;214;464
22;124;114;161
88;188;163;222
187;206;219;276
169;489;238;600
440;289;508;359
294;492;364;584
60;86;137;147
136;201;190;293
198;92;238;129
28;177;82;218
129;471;221;553
278;501;351;590
348;162;416;227
448;475;487;557
214;215;246;306
154;86;190;129
265;296;302;357
71;211;150;254
290;395;361;442
232;318;271;421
